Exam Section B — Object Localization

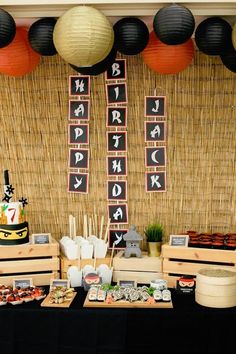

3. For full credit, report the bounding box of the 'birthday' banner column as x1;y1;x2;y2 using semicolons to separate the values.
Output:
105;59;128;250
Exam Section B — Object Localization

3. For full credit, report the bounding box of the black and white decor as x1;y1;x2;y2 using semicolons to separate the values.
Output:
68;75;90;194
144;95;167;192
105;59;128;249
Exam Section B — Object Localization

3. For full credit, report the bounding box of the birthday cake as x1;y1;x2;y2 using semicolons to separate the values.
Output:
0;170;29;245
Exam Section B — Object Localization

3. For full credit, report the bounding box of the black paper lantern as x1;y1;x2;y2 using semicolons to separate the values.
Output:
28;18;57;56
220;50;236;73
0;8;16;48
113;17;149;55
195;17;232;55
153;4;195;45
70;45;117;76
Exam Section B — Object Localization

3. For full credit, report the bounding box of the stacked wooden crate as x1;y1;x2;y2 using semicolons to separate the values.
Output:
112;251;163;284
0;238;60;286
162;244;236;288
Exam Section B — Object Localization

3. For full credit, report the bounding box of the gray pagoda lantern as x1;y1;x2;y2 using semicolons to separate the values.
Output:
123;225;142;258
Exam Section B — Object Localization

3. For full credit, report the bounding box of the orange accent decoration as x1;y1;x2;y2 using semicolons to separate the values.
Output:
0;27;41;77
141;31;194;74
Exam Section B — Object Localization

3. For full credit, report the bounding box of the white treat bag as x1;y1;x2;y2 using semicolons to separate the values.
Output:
65;241;78;260
67;266;82;287
94;239;108;258
97;264;113;285
82;264;96;277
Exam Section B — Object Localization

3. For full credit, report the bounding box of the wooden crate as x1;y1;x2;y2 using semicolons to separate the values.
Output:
162;244;236;288
60;254;111;279
0;238;60;286
112;251;163;284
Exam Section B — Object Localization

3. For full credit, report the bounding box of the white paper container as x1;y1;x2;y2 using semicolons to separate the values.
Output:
83;265;96;277
81;243;93;259
94;239;108;258
99;267;113;285
67;266;82;287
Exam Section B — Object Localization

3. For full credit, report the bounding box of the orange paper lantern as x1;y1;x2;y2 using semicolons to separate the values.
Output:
142;31;194;74
0;27;41;77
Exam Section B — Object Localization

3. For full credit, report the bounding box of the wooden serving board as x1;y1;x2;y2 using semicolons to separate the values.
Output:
40;292;76;308
83;294;173;309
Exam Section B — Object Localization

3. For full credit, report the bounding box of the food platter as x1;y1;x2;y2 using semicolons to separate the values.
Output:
41;292;76;308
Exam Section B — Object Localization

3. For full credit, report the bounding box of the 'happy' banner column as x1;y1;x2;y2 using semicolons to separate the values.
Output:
68;75;90;194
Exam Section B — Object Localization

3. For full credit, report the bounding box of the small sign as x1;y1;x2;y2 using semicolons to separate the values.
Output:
68;172;89;194
32;233;51;244
106;107;127;127
68;124;89;145
145;96;166;117
169;235;189;247
108;229;127;249
69;100;90;120
106;83;128;105
107;180;127;201
13;278;33;289
69;148;89;169
146;172;166;192
106;59;126;80
145;147;166;168
108;203;128;224
118;280;137;288
107;131;127;152
50;279;70;291
145;121;166;142
69;76;90;96
107;156;127;177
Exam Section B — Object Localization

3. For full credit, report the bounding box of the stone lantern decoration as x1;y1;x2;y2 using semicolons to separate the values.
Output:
123;225;142;258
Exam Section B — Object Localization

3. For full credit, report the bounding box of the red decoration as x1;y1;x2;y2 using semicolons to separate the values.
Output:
141;31;194;74
0;27;41;77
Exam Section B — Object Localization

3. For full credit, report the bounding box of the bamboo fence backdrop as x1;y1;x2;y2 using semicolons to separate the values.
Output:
0;49;236;245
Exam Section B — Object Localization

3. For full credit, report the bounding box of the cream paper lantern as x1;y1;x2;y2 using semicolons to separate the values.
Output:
53;6;114;67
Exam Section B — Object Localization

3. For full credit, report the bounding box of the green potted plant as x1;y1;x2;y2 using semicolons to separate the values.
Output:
144;222;164;257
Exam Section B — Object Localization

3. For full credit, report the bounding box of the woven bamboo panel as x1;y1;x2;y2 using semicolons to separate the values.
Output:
0;48;236;244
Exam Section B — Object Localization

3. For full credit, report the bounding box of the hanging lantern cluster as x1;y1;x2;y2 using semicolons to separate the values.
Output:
141;4;195;75
113;17;149;55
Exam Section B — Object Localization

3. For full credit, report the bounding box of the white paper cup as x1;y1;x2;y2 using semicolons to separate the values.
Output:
94;239;108;258
67;266;82;287
83;265;96;277
81;243;93;259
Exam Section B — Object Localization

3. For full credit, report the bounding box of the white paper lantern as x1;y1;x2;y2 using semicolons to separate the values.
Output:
53;6;114;67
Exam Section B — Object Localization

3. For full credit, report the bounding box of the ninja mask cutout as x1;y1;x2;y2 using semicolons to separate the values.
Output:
176;275;195;295
0;221;29;245
82;272;102;291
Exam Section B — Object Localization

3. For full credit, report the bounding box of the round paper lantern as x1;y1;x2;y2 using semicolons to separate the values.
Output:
0;8;16;48
141;31;194;74
28;17;57;56
70;45;117;76
113;17;149;55
53;6;114;67
232;22;236;50
153;4;195;45
195;17;232;55
220;50;236;73
0;27;41;77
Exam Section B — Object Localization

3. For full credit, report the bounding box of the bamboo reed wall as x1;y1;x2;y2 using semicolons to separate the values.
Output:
0;49;236;244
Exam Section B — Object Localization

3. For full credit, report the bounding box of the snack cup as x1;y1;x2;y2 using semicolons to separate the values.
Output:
81;242;93;259
65;242;78;260
83;264;96;277
94;239;108;258
150;279;167;291
67;266;82;287
99;267;113;285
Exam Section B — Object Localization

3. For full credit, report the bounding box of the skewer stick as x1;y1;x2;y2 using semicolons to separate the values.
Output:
109;242;115;268
93;246;96;269
77;243;81;270
99;215;104;239
104;218;111;243
69;214;73;239
89;217;92;237
73;216;76;240
95;214;98;236
92;214;95;236
83;215;88;239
